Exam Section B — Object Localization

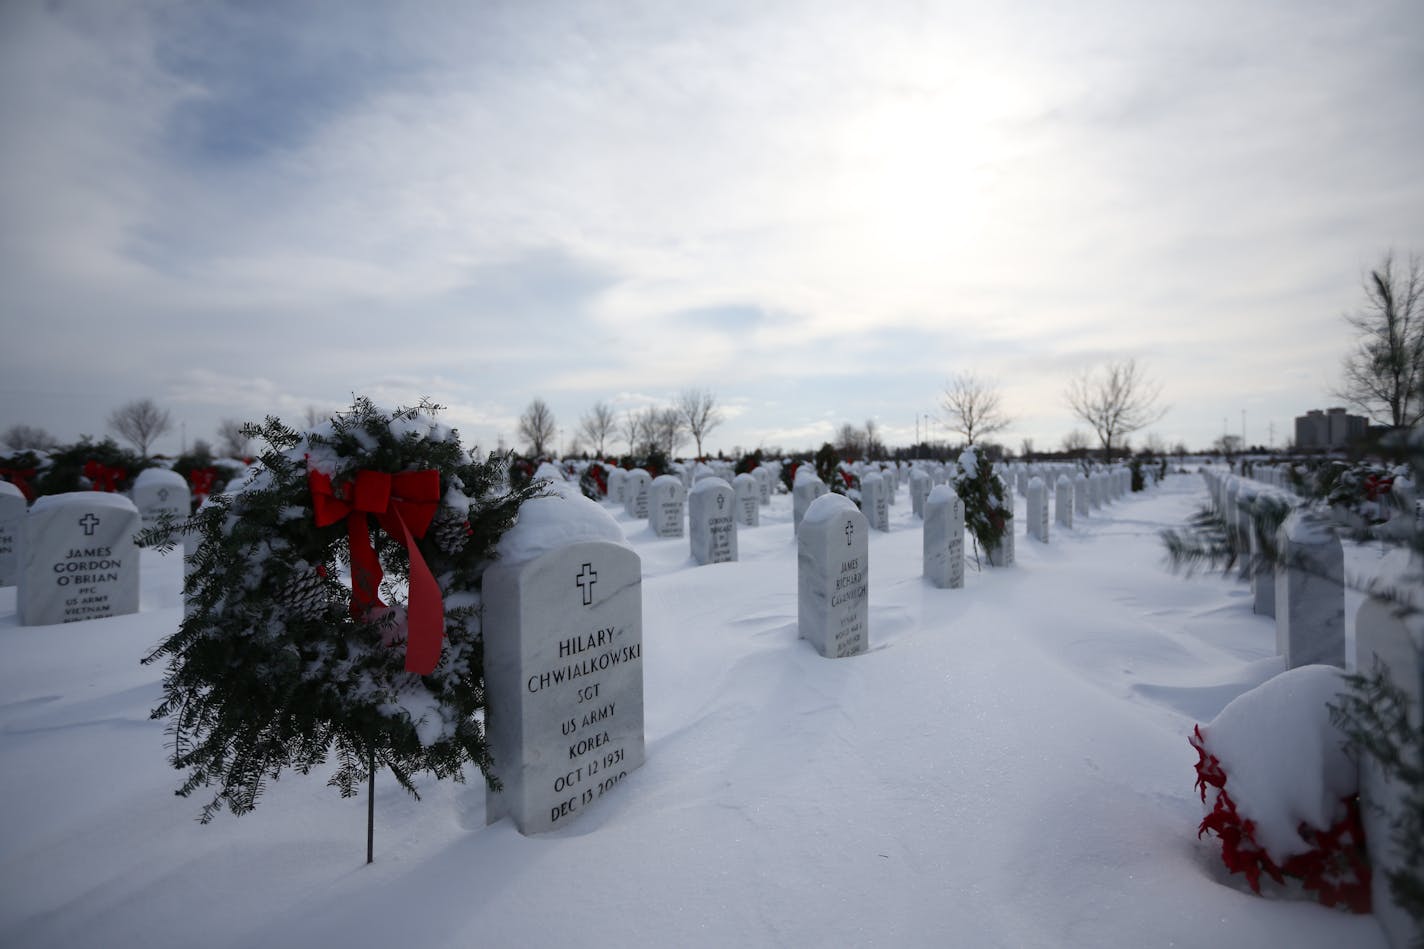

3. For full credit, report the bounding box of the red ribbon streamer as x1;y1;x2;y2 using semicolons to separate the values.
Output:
0;467;36;501
309;469;444;675
188;467;217;502
1364;474;1394;502
83;460;125;492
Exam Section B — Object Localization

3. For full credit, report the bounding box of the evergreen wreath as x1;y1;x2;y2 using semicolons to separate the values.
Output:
953;449;1009;555
142;398;542;822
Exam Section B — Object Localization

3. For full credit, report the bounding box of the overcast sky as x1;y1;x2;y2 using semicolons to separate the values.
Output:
3;0;1422;458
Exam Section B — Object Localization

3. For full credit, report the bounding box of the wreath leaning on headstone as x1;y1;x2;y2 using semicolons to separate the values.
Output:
953;447;1009;555
142;398;543;823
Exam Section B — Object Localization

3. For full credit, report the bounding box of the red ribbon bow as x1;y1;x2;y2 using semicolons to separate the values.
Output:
1364;474;1394;502
308;468;444;675
83;460;125;492
188;467;217;502
0;467;36;501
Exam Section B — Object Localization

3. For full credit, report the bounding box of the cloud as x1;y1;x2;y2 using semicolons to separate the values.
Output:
1;0;1422;454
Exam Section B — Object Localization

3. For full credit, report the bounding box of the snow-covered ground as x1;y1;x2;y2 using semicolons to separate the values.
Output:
0;473;1393;947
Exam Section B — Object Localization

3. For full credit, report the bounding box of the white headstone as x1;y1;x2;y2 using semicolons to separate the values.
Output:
923;484;964;589
909;469;931;518
0;481;25;586
132;468;190;535
688;478;737;565
860;471;889;532
18;492;141;625
623;469;651;519
1055;475;1072;530
1027;477;1048;543
733;473;759;527
1353;551;1422;949
792;469;828;534
753;467;771;505
607;467;627;504
797;493;869;658
1274;510;1345;669
649;475;685;538
987;511;1015;567
483;502;644;836
1074;472;1089;518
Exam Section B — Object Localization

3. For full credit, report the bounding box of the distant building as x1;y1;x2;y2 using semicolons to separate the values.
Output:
1294;407;1367;449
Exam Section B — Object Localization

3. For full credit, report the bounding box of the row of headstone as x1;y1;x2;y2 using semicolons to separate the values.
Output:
1233;465;1422;949
6;465;208;627
1203;467;1348;672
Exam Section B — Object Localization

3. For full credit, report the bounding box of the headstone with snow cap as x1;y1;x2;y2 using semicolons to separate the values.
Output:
798;493;869;658
733;472;759;527
18;492;141;625
607;467;627;504
923;484;964;589
1055;475;1073;530
623;469;651;519
1273;510;1345;669
689;478;737;565
987;508;1015;567
860;471;889;532
1353;550;1423;949
792;469;828;535
753;467;771;505
1027;477;1048;543
909;468;931;518
483;495;644;836
0;481;25;586
649;475;685;538
1074;472;1089;518
132;468;191;535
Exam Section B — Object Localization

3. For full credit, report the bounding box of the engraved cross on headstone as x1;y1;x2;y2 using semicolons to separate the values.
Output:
157;488;170;502
716;494;725;510
844;521;854;546
79;513;100;536
576;562;597;606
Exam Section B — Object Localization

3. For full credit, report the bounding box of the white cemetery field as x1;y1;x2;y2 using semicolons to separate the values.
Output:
0;464;1413;948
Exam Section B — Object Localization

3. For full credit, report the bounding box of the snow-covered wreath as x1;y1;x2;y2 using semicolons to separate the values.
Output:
1189;665;1371;912
144;399;542;821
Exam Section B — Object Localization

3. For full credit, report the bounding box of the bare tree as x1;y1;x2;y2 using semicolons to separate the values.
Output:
517;398;557;457
1214;434;1243;457
1064;359;1167;460
1019;438;1035;460
1335;251;1424;427
303;405;333;429
941;372;1011;445
518;398;557;457
578;401;617;458
835;423;866;458
108;398;173;457
863;418;884;459
1060;429;1090;454
216;418;251;458
2;424;59;451
620;409;647;456
677;388;723;458
652;407;685;457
